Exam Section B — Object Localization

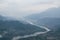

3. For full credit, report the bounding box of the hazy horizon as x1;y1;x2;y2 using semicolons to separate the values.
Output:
0;0;60;18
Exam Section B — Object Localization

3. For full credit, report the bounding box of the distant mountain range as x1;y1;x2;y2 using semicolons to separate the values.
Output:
26;7;60;19
25;7;60;31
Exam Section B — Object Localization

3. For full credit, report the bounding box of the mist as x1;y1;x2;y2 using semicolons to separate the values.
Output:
0;0;60;18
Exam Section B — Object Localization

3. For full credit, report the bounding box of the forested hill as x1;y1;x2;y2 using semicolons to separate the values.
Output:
0;15;46;40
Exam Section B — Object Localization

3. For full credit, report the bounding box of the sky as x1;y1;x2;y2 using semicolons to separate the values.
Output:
0;0;60;18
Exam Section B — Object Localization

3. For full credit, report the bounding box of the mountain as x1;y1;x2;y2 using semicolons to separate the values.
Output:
25;7;60;30
26;7;60;19
0;15;46;40
24;7;60;40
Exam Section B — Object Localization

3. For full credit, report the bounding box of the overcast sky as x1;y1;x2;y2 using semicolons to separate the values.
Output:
0;0;60;18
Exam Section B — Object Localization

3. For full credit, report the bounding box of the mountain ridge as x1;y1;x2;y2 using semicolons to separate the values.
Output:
26;7;60;20
0;15;46;40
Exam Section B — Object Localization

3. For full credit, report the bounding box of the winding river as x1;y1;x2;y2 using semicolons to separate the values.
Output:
12;19;50;40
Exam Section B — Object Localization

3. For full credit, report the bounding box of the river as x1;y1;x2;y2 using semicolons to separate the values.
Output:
12;19;50;40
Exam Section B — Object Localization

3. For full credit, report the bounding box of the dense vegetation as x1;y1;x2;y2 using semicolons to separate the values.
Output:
0;16;46;40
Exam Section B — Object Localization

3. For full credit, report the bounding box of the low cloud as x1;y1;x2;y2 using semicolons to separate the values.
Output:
0;0;60;18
